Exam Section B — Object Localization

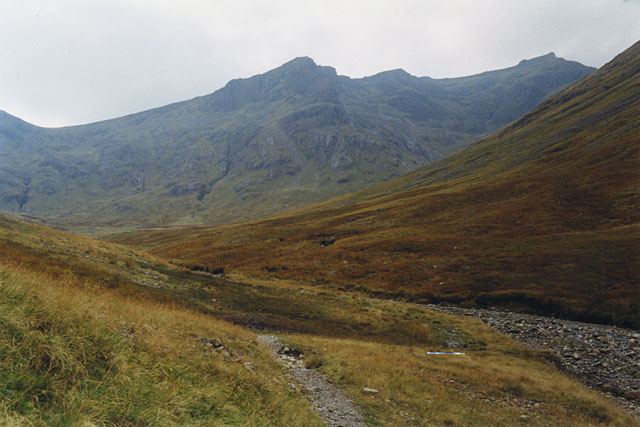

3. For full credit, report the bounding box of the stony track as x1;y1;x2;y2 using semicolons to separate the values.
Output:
258;335;366;427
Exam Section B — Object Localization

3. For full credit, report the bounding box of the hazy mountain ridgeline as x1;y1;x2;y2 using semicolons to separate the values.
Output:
0;54;593;228
115;42;640;327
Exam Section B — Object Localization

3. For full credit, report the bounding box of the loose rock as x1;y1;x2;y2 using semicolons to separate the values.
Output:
423;304;640;416
199;336;224;351
258;335;365;427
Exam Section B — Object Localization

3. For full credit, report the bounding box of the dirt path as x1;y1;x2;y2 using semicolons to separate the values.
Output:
258;335;366;427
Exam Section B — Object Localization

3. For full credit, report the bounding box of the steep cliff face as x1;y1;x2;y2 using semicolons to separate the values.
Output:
0;54;594;227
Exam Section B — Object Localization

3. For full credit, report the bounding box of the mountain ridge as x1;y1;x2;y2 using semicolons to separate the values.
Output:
0;53;594;230
0;52;585;129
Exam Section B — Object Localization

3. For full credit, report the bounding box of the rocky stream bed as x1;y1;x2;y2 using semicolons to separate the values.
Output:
423;305;640;417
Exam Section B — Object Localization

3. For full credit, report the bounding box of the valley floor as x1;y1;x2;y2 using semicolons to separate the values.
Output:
1;215;638;425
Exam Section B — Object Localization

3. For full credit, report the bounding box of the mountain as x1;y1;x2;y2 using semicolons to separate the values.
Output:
113;42;640;328
0;54;593;229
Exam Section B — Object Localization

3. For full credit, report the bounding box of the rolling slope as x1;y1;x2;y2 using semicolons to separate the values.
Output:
114;42;640;328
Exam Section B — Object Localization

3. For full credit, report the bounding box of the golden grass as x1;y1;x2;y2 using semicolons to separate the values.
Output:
282;311;638;426
1;214;637;425
0;218;322;426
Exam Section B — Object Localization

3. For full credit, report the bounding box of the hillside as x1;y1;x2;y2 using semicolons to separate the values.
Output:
0;54;593;230
114;42;640;328
1;214;636;425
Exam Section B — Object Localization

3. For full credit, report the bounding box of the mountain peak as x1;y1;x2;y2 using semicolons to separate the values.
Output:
369;68;414;80
278;56;318;72
267;56;337;81
285;56;316;66
518;52;559;66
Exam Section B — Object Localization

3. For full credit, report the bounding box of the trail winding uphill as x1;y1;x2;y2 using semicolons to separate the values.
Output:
258;335;366;427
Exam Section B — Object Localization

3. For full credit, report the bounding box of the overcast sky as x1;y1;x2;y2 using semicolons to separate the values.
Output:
1;0;638;127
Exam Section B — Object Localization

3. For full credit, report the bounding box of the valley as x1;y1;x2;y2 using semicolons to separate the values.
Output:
0;28;638;426
114;42;640;330
1;214;637;425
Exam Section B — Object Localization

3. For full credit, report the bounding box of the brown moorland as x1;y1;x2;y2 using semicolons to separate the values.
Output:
2;214;638;425
113;42;640;328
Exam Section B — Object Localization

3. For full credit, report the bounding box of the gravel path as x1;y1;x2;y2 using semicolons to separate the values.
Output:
258;335;366;427
422;304;640;417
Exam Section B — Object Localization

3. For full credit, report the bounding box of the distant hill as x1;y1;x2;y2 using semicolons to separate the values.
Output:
0;54;593;228
114;42;639;327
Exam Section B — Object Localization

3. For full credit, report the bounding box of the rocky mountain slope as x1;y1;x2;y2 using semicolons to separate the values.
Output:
114;42;639;327
0;54;593;228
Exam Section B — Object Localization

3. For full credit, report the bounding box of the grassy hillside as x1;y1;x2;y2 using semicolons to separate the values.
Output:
0;54;593;230
1;214;636;425
0;215;323;425
113;42;640;328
